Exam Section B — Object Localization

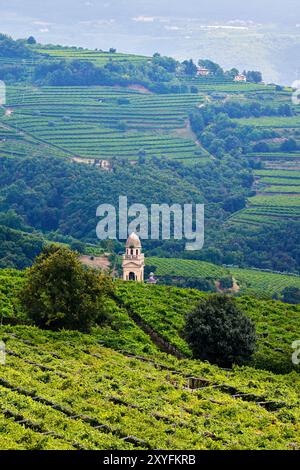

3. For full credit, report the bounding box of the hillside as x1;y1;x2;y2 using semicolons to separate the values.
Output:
0;269;299;450
0;36;299;276
1;269;299;374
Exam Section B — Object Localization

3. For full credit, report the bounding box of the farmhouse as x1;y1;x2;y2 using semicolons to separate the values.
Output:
197;67;210;77
234;73;247;82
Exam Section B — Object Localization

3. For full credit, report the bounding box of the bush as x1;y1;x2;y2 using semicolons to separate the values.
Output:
19;245;113;331
185;294;257;367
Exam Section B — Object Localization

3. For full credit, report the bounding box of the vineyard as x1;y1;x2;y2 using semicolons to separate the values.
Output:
146;257;300;298
234;116;300;128
0;266;299;449
147;257;228;279
0;322;299;450
229;109;300;228
31;45;149;66
116;281;300;374
0;85;210;165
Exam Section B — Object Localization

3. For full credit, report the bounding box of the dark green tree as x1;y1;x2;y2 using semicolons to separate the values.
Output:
246;71;262;83
27;36;37;45
282;287;300;305
19;245;113;331
185;294;257;367
281;138;298;152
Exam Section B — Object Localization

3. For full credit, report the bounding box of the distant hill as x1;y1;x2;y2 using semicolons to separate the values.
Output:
0;36;299;274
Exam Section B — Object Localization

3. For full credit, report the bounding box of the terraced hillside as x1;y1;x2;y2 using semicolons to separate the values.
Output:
0;85;209;164
32;45;149;66
228;92;300;227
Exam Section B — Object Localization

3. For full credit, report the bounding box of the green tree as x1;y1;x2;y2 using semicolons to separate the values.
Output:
282;287;300;305
185;294;257;367
27;36;37;45
281;138;298;152
182;59;197;76
253;142;270;153
198;59;224;76
246;71;262;83
19;245;113;331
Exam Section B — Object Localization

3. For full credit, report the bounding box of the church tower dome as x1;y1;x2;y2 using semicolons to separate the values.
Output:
126;232;142;248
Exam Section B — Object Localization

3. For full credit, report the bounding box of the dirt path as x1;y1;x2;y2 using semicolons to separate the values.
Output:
79;255;111;271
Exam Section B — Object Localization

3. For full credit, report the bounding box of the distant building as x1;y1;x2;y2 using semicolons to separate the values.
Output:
197;67;210;77
95;159;112;170
122;233;145;282
147;273;157;285
234;74;247;82
72;157;112;171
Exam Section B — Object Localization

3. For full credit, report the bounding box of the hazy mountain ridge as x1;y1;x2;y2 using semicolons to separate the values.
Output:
1;1;300;84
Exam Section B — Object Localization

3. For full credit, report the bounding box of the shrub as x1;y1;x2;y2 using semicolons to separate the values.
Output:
185;294;257;367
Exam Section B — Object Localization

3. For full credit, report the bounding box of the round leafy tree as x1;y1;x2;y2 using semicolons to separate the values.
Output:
20;245;113;331
185;294;256;367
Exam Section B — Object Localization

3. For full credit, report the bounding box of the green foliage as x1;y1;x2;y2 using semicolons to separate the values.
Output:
246;71;263;83
0;34;36;59
19;245;113;331
185;295;257;367
0;225;44;269
219;276;234;289
0;37;299;275
0;269;26;323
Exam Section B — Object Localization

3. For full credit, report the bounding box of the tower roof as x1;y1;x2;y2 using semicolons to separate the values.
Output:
126;232;141;248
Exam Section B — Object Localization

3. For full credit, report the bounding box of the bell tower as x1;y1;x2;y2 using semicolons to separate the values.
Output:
122;233;144;282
